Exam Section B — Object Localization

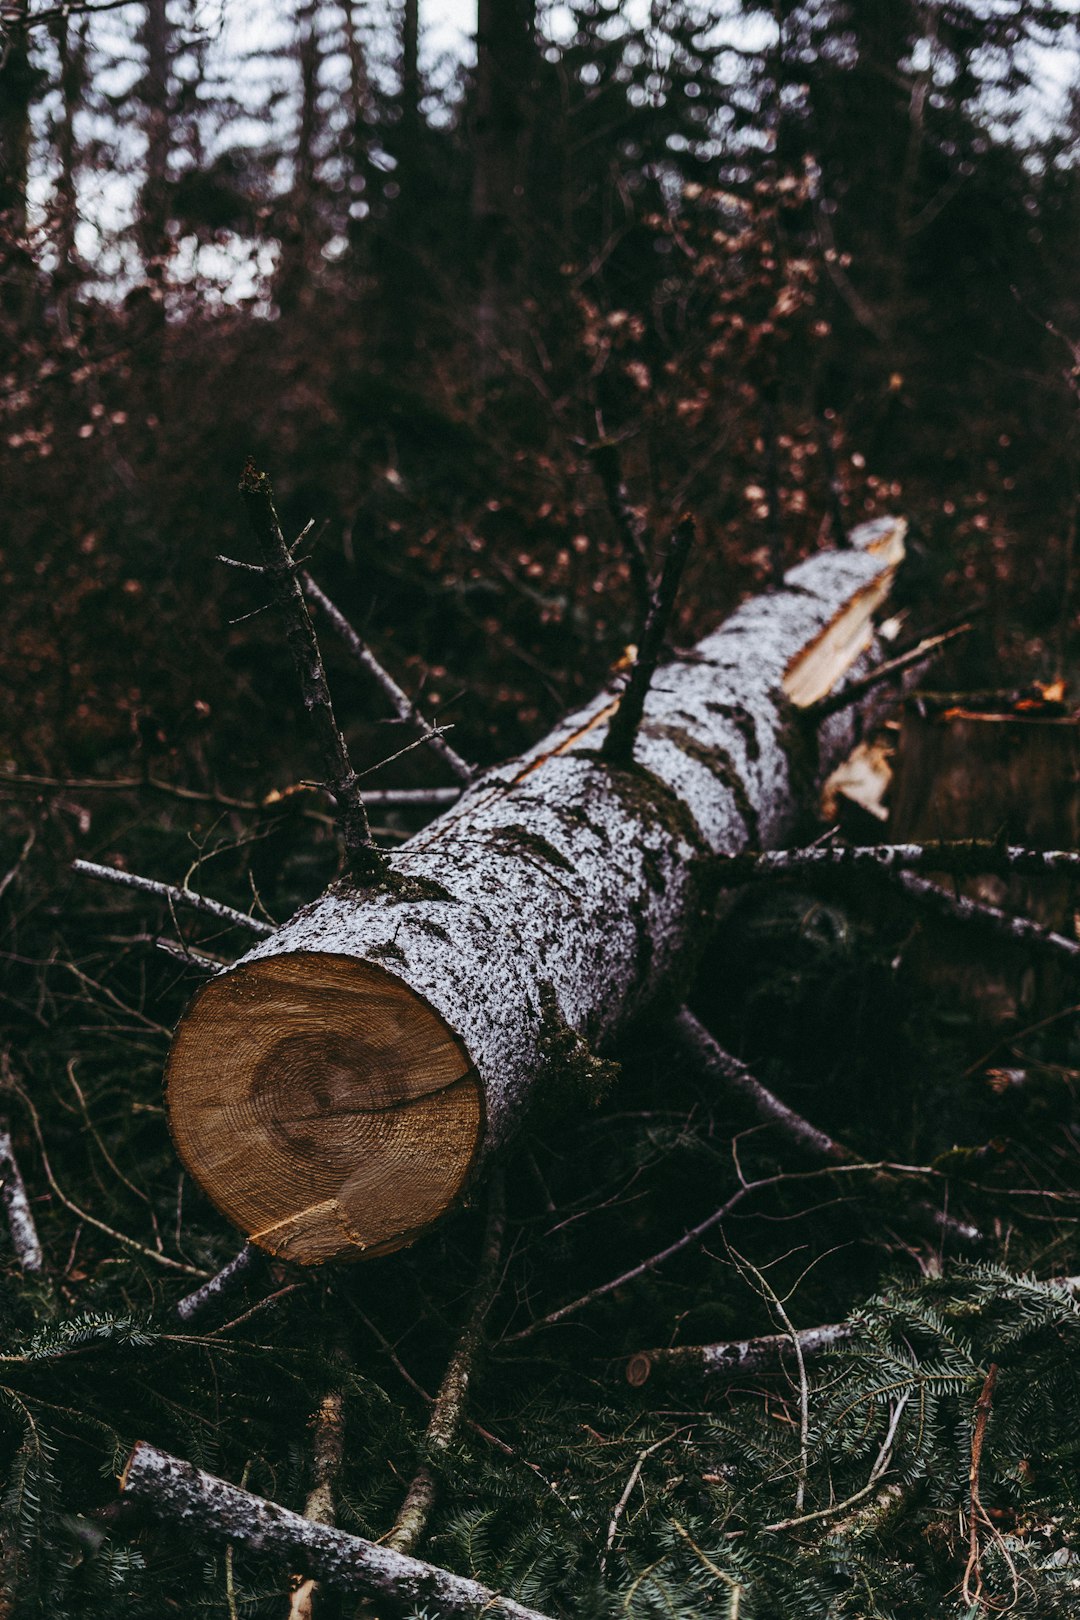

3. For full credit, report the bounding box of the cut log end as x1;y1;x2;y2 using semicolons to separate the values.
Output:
165;952;482;1264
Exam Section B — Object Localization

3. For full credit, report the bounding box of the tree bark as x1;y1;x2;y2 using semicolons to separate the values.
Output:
164;519;905;1265
120;1443;553;1620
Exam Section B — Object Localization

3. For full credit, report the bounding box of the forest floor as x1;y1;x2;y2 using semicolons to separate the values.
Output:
4;499;1080;1619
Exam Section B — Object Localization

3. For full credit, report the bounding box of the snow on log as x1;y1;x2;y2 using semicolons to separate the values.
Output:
164;518;906;1264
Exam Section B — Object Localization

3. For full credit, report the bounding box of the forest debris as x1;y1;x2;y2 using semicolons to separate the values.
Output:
73;859;273;936
175;1244;265;1324
0;1126;43;1272
120;1443;555;1620
386;1172;506;1556
285;1386;346;1620
239;462;387;884
302;573;474;783
820;741;891;823
713;839;1080;885
165;518;908;1266
626;1322;855;1387
894;871;1080;967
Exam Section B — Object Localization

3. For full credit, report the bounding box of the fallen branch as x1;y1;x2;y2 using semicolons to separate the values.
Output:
811;622;972;720
120;1443;554;1620
239;463;386;884
354;786;462;808
894;871;1080;967
286;1384;347;1620
626;1322;855;1387
387;1172;506;1556
73;860;272;937
601;513;694;767
175;1245;264;1324
0;1127;44;1272
302;574;474;784
713;840;1080;887
672;1009;981;1246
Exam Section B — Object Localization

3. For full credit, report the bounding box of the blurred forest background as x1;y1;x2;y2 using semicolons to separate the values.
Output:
7;2;1080;1617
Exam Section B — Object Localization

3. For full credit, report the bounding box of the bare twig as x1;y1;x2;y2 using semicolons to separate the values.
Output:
238;463;386;884
0;1127;43;1272
713;840;1080;886
302;574;474;783
757;1390;911;1534
601;513;695;767
600;1432;681;1575
356;786;462;808
4;1073;206;1278
895;870;1080;967
961;1364;1017;1610
72;860;272;936
584;434;652;636
387;1172;506;1556
120;1444;554;1620
811;623;973;720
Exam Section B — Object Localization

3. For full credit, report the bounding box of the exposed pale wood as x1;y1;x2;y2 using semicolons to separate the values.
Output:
165;520;905;1265
167;953;481;1262
781;517;905;706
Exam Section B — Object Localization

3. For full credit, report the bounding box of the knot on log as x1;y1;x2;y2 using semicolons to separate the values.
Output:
537;983;620;1111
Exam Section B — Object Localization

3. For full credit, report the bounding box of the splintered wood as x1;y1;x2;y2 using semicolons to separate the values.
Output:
165;519;905;1264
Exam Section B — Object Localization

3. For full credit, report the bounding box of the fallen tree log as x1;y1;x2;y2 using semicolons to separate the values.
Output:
164;518;906;1264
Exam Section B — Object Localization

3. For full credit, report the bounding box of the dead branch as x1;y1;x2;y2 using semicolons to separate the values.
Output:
286;1386;347;1620
354;786;462;808
175;1244;264;1324
238;463;386;884
387;1171;506;1556
811;622;972;720
895;871;1080;966
961;1364;1016;1610
583;435;653;634
72;859;272;937
302;574;474;783
120;1443;554;1620
601;513;695;767
714;840;1080;886
626;1322;855;1387
672;1009;981;1246
0;1127;44;1272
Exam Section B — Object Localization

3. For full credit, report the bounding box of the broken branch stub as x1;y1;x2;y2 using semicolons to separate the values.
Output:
164;519;906;1265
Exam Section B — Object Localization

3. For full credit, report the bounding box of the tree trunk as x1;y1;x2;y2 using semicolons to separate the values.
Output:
470;0;536;366
165;519;905;1265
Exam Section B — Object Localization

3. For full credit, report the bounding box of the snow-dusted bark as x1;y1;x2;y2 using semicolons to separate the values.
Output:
166;520;905;1262
121;1443;553;1619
